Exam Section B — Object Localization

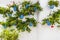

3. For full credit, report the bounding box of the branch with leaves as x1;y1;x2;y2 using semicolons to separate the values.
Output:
42;10;60;27
0;1;42;40
0;1;42;32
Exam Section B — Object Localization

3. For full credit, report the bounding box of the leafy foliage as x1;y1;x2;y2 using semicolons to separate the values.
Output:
0;1;42;40
0;29;19;40
42;10;60;25
0;1;42;32
48;0;59;7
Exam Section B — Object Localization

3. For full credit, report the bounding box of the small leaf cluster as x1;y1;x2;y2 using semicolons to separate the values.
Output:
42;10;60;25
48;0;59;7
0;29;18;40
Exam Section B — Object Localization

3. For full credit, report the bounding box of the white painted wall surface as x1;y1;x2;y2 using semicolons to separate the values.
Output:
0;0;60;40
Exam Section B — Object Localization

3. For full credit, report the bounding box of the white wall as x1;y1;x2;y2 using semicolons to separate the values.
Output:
0;0;60;40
